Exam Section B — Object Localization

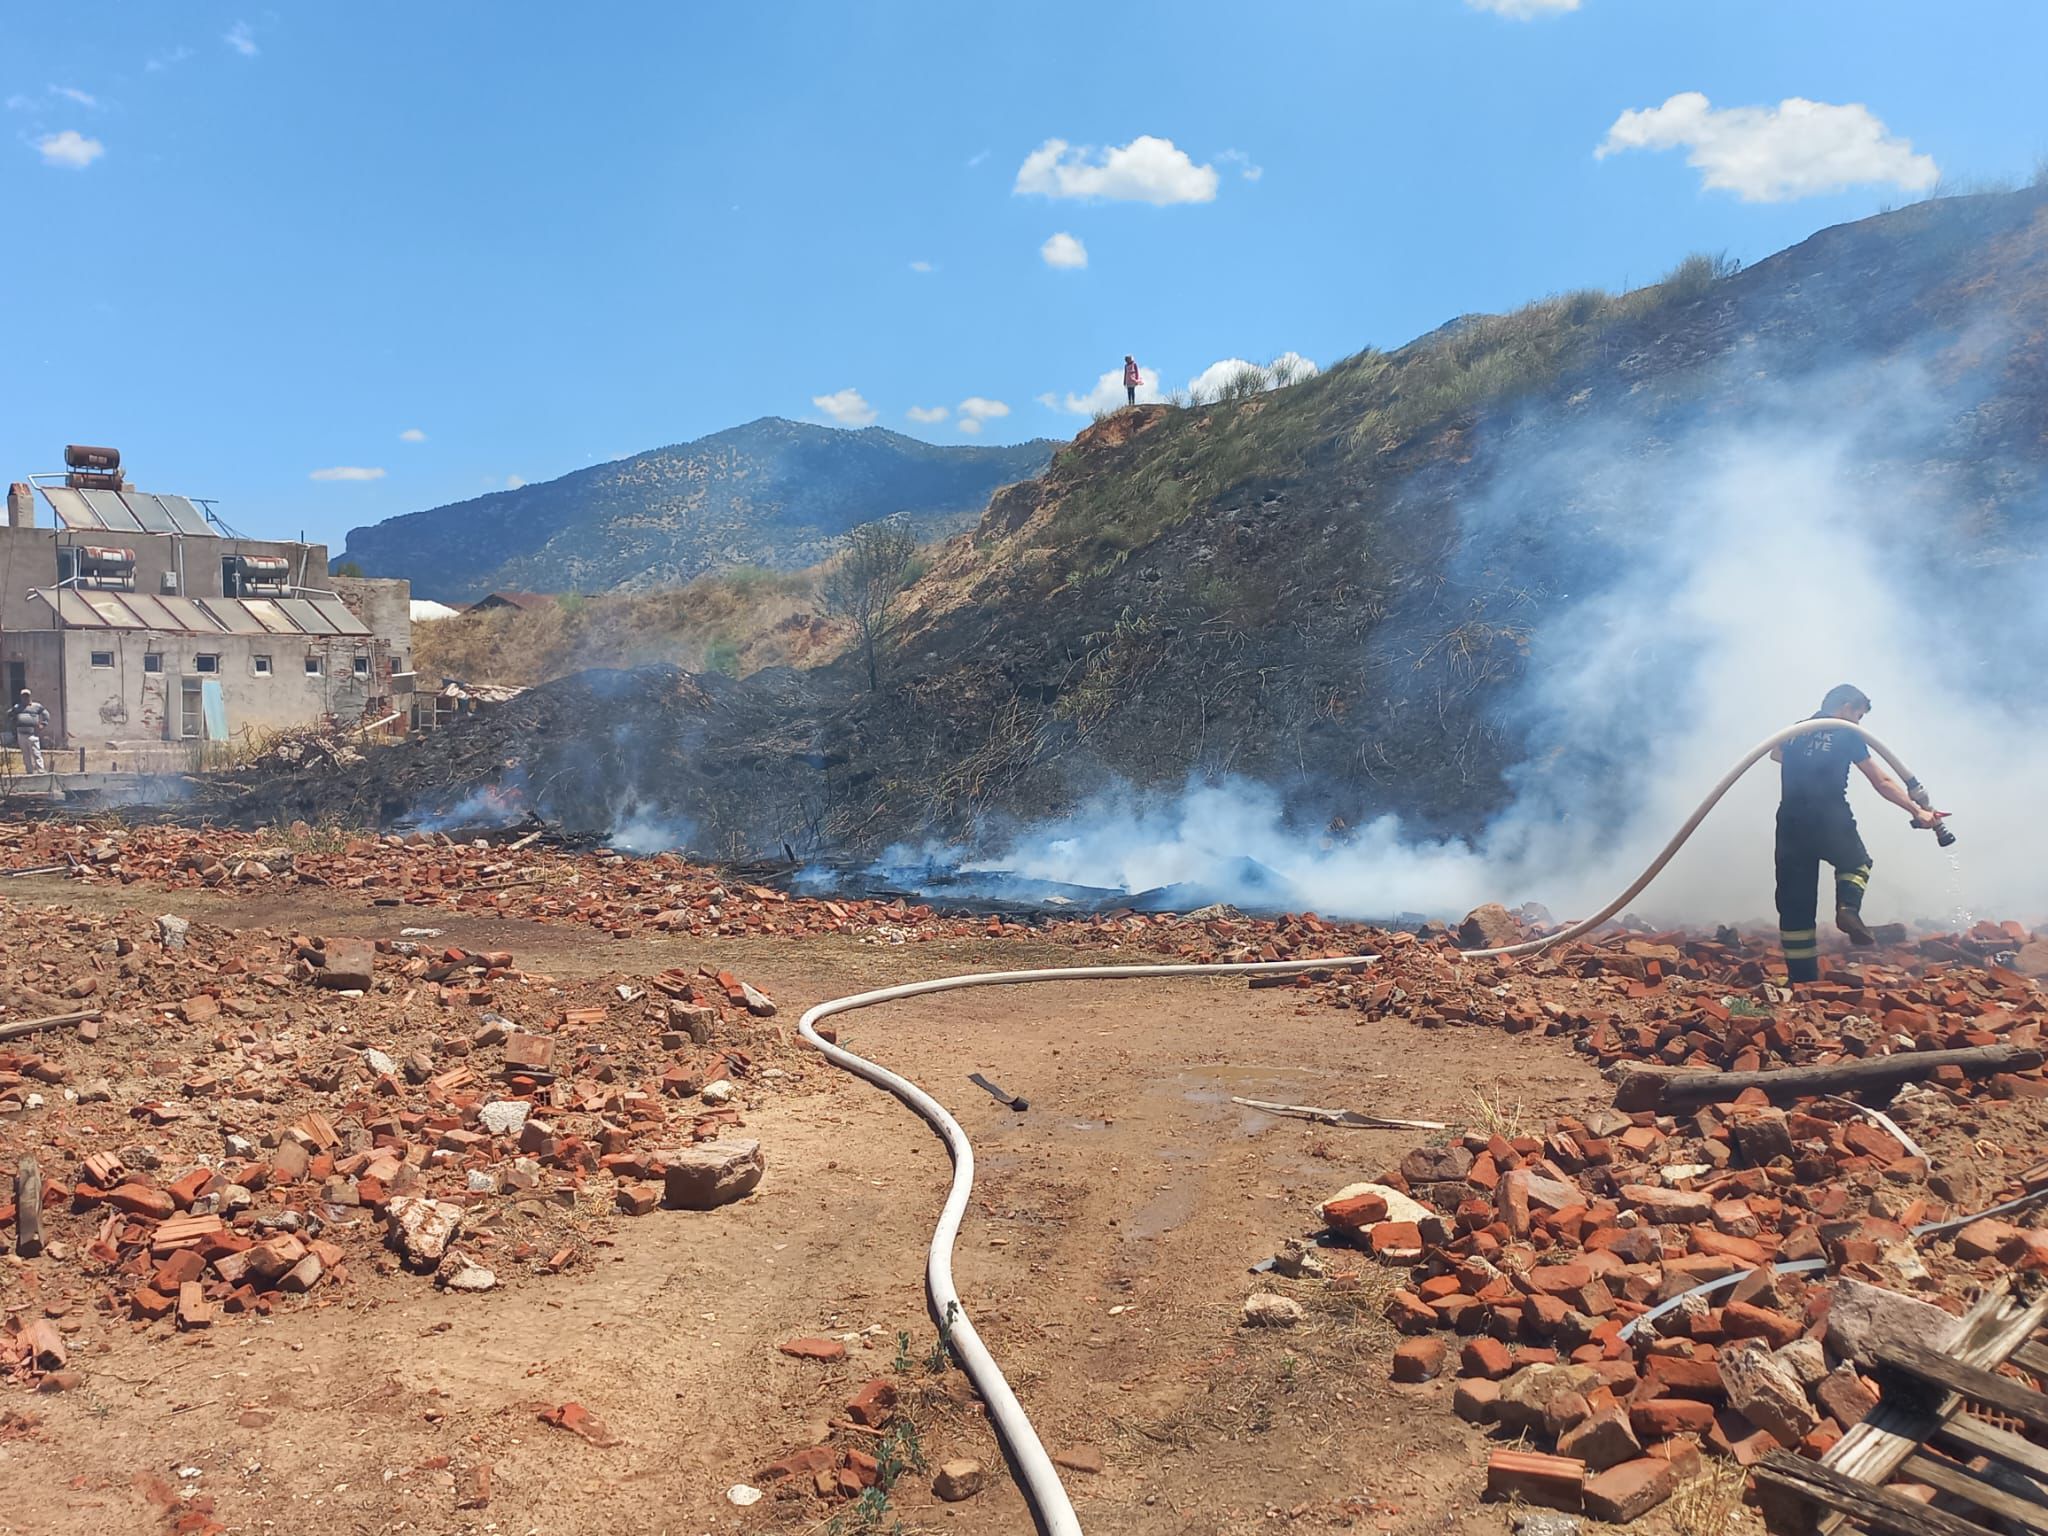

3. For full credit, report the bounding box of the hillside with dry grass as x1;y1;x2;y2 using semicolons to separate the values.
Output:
260;188;2048;860
412;566;842;686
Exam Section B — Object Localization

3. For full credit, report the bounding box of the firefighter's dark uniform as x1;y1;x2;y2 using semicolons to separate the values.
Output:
1776;717;1872;983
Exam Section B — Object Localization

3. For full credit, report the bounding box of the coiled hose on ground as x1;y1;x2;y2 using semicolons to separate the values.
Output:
796;717;1934;1534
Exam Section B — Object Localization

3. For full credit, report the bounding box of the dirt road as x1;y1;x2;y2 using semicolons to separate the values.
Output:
1;876;1609;1536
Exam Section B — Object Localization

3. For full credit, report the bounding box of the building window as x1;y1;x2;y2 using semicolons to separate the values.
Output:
193;654;220;675
252;655;273;677
89;650;114;670
56;549;77;586
353;655;371;678
143;654;164;674
180;681;200;739
305;655;323;677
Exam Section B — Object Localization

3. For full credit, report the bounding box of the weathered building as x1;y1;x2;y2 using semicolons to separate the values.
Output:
1;449;412;761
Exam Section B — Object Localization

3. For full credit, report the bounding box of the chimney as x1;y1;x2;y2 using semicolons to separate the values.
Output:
6;483;32;529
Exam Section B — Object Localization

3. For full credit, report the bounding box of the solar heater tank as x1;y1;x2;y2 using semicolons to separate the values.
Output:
64;445;121;471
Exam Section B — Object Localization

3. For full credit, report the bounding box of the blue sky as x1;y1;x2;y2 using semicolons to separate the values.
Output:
4;2;2043;552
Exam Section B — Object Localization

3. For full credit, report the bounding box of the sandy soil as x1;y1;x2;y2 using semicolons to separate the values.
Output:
0;875;1615;1536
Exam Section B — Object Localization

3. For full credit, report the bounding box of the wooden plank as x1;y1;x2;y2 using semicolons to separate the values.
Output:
1877;1341;2048;1436
1613;1044;2046;1110
1938;1413;2048;1484
2011;1340;2048;1380
1901;1451;2048;1534
1756;1450;2001;1536
1819;1284;2048;1536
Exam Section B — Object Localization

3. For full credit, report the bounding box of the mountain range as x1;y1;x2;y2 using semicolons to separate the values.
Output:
332;419;1055;602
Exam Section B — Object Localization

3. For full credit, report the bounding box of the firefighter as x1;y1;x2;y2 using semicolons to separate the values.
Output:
12;688;50;775
1772;684;1940;982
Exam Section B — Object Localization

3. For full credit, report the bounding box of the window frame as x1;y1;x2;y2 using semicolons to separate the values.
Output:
192;653;221;676
89;649;115;670
252;654;274;678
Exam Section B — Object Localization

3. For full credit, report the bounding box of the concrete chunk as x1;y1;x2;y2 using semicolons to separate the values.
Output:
662;1138;764;1209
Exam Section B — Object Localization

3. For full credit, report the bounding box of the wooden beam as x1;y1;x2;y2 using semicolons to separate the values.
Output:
1612;1044;2045;1111
1756;1450;2000;1536
1901;1452;2048;1534
0;1008;102;1043
1878;1341;2048;1436
1938;1413;2048;1484
2010;1340;2048;1381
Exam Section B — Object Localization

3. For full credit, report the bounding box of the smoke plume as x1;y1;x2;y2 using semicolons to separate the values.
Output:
974;341;2048;928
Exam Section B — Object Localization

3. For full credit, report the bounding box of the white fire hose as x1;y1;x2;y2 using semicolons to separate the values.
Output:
795;718;1937;1533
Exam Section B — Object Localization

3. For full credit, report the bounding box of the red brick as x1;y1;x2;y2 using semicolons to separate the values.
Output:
151;1250;206;1292
615;1182;660;1216
1629;1397;1717;1439
778;1337;847;1362
130;1285;175;1321
1460;1337;1515;1379
1391;1337;1447;1383
1639;1353;1725;1400
1383;1289;1439;1333
1485;1449;1585;1511
845;1378;898;1427
1369;1220;1423;1257
1584;1454;1687;1523
1454;1378;1502;1424
106;1184;175;1221
1722;1300;1803;1348
1322;1191;1390;1230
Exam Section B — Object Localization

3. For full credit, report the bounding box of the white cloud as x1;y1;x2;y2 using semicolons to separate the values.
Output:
504;474;525;490
223;21;258;56
906;406;950;424
909;259;935;273
1466;0;1580;16
51;85;98;108
1217;148;1263;182
1015;135;1218;205
36;130;104;170
1186;350;1320;403
956;397;1010;434
812;388;877;427
309;466;385;482
399;428;427;443
966;149;990;169
1040;231;1088;269
146;46;195;72
1597;92;1939;203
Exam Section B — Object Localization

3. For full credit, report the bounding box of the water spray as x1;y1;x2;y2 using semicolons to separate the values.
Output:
796;717;1945;1535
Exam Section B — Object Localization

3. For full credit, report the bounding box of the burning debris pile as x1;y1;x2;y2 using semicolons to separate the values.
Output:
1245;912;2048;1525
0;895;786;1389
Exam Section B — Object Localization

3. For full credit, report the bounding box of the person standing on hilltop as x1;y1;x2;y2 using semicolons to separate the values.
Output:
1770;684;1944;982
1123;355;1141;408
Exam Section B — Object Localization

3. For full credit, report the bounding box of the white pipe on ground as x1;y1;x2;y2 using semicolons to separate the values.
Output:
796;716;1936;1533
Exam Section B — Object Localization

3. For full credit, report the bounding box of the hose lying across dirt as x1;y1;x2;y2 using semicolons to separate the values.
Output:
795;718;1934;1533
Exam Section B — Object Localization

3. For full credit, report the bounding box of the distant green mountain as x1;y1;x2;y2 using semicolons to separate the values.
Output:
334;418;1056;602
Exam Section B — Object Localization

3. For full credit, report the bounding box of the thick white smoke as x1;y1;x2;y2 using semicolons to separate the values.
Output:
973;349;2048;929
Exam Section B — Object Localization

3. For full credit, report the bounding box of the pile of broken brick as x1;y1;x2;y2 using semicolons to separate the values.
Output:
0;898;779;1387
5;821;1372;953
1251;909;2048;1525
